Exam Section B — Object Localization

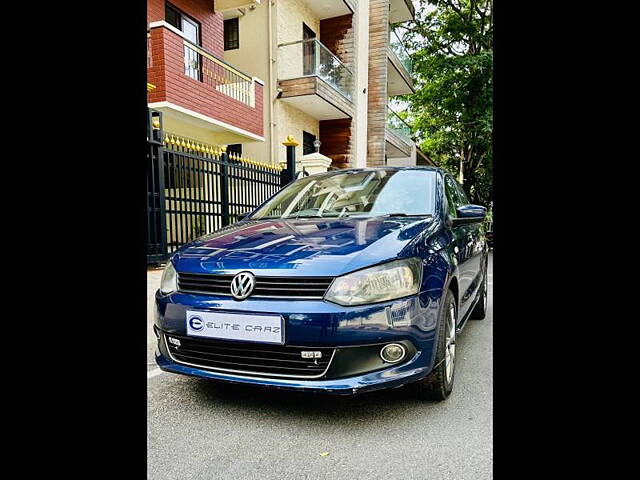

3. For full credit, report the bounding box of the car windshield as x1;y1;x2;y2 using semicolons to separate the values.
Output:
251;169;436;220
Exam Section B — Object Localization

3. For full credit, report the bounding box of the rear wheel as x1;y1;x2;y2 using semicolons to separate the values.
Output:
413;289;457;401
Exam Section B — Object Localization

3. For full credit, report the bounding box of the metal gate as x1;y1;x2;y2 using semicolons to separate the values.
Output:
146;109;292;264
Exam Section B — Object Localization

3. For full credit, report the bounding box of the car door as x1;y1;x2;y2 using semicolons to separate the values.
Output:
453;181;484;306
444;175;474;320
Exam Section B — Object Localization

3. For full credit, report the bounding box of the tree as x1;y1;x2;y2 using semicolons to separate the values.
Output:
399;0;493;205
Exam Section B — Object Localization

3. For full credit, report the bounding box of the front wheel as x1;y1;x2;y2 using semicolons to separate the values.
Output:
412;289;457;401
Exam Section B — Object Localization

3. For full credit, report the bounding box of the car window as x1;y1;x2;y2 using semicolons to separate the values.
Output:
251;169;436;219
454;182;469;205
444;176;460;217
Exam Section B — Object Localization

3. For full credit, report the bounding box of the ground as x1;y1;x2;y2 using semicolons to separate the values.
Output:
147;254;493;479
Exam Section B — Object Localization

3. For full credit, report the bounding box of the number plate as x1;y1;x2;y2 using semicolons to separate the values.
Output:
185;310;284;344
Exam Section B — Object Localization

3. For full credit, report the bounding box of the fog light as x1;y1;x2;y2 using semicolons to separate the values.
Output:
168;337;181;347
380;343;406;363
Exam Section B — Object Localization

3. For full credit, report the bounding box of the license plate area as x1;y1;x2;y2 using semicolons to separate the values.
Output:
185;310;284;345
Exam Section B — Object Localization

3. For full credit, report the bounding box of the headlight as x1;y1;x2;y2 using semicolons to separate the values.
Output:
160;260;178;295
324;258;422;306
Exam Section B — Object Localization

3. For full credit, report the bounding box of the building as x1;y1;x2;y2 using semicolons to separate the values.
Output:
147;0;428;168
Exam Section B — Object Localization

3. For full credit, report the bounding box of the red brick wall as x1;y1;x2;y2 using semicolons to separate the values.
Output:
148;26;263;138
148;0;223;58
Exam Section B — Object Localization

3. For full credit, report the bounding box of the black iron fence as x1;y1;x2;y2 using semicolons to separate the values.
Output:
147;110;290;264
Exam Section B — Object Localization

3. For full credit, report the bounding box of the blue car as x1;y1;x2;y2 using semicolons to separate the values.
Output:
154;167;488;400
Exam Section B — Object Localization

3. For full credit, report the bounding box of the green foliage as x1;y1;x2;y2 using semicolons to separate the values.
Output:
399;0;493;205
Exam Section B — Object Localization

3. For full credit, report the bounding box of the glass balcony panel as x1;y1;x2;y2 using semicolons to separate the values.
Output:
278;39;353;101
387;107;412;143
389;27;412;74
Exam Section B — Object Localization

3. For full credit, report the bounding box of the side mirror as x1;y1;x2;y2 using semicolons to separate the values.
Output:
236;211;252;222
451;204;487;226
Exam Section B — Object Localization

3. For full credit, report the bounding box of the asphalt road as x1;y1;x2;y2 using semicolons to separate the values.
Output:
147;254;493;479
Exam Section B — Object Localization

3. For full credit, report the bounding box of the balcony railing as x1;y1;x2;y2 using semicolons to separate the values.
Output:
387;106;413;143
277;38;354;101
183;39;255;107
389;27;412;74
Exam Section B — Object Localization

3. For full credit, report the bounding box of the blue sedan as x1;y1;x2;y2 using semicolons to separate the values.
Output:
154;167;488;400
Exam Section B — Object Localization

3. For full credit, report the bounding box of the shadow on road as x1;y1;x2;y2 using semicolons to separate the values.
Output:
188;377;441;423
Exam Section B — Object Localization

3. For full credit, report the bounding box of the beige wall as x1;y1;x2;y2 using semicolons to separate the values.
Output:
223;3;272;164
275;0;320;163
162;115;228;145
275;100;319;163
275;0;320;83
276;0;319;44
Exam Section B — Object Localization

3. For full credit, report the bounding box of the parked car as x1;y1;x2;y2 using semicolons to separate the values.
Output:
154;167;488;400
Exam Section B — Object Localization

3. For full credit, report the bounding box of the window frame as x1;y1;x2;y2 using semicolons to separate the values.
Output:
224;17;240;51
165;2;201;45
444;175;461;218
303;131;317;155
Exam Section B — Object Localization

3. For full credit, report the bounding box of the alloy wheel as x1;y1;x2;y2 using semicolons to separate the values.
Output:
445;302;456;383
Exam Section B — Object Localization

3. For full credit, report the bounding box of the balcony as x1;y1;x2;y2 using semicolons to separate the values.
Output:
299;0;356;19
387;27;414;96
277;39;354;120
389;0;416;23
147;22;264;143
385;107;413;158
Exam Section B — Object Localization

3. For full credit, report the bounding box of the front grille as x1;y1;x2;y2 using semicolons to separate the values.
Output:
177;272;334;299
164;333;335;378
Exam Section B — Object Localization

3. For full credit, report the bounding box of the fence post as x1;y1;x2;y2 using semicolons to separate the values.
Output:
281;136;298;186
220;146;230;227
147;109;168;262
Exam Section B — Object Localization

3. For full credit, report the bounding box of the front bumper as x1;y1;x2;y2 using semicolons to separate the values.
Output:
154;290;443;394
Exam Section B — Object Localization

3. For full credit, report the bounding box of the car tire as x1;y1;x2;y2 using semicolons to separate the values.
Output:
412;289;457;401
470;259;488;320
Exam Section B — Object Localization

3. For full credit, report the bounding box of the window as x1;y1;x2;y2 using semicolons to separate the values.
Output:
165;4;180;30
454;182;469;205
303;23;316;75
224;18;239;50
444;176;461;217
165;3;200;44
251;170;436;220
227;144;242;157
303;131;317;155
165;3;201;80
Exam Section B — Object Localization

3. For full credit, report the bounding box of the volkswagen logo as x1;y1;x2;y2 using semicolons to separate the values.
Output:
230;271;256;300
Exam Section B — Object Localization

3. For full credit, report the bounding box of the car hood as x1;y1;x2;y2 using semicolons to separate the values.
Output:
173;216;435;277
